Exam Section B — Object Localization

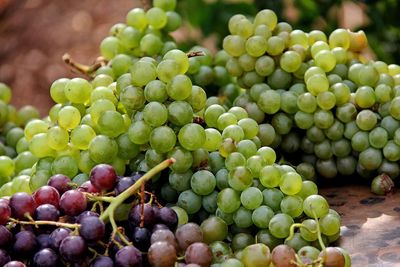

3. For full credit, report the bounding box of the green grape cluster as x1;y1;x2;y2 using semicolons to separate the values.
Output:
220;8;400;183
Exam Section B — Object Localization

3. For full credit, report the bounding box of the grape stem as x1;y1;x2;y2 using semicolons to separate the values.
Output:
86;194;114;203
62;53;107;76
9;217;80;230
99;158;176;222
187;51;205;58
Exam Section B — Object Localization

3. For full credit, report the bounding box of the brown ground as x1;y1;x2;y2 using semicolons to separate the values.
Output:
0;0;137;115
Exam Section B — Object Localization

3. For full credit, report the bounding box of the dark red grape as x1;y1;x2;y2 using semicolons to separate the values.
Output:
90;255;114;267
318;247;345;267
114;246;142;267
175;223;203;251
76;211;99;223
185;242;212;267
59;190;87;216
4;261;26;267
150;229;178;250
148;241;177;267
13;230;37;255
9;192;37;220
152;224;169;232
0;198;9;206
33;186;60;208
0;225;12;248
35;204;60;221
271;244;296;267
158;207;178;230
89;164;117;191
36;234;52;249
48;174;71;194
0;203;11;225
78;181;99;193
59;235;87;262
108;232;131;258
49;228;71;250
0;249;10;266
132;227;151;251
79;216;105;242
33;248;59;267
129;204;156;228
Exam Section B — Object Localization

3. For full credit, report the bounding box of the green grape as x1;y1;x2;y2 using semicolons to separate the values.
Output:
51;155;78;178
11;175;31;194
169;170;192;192
257;124;276;146
29;133;55;158
257;147;276;165
57;106;81;130
355;86;376;108
299;219;318;242
225;152;246;171
310;41;330;58
203;128;222;152
177;189;202;215
156;59;180;83
50;78;69;104
145;7;167;29
359;147;382;170
351;131;369;152
280;51;302;73
319;214;341;236
294;111;314;130
116;133;139;160
167;101;193;126
304;66;325;82
88;135;118;163
77;150;95;174
128;121;152;145
119;26;141;50
330;82;350;105
126;8;147;29
236;140;257;159
279;172;302;195
269;213;294;238
178;123;205;151
24;119;49;141
144;149;164;168
141;102;168;127
259;165;281;188
166;147;191;173
314;109;334;129
90;86;117;105
280;91;298;114
46;126;69;151
389;96;400;120
130;60;157;87
314;50;336;72
246;155;265;177
297;92;317;113
329;28;350;49
140;33;163;56
255;56;275;77
164;11;181;32
331;47;348;64
69;125;96;150
229;166;253;191
191;170;216;196
368;127;388;149
163;49;189;74
307;74;329;95
100;36;121;60
238;54;256;72
308;30;327;44
0;156;14;178
240;187;263;210
356;110;377;131
233;207;253;228
150;126;176;153
245;36;267;57
271;113;293;135
316;91;336;110
251;205;274;229
375;84;393;103
166;74;192;100
120;85;145;112
265;36;285;56
303;195;329;218
359;65;379;87
258;90;280;114
144;80;168;102
48;104;61;124
237;118;259;139
97;110;125;138
215;169;229;190
223;35;246;57
187;85;207;112
216;188;240;214
280;195;303;218
383;141;400;161
254;9;277;29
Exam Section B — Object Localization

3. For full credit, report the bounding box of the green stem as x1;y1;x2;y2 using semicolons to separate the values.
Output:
9;217;80;230
312;210;326;251
286;223;318;243
86;194;114;203
99;158;175;222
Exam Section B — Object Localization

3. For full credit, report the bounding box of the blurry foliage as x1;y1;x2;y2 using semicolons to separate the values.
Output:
177;0;400;64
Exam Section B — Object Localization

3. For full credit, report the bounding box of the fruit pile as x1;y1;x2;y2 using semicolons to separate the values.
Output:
1;0;398;265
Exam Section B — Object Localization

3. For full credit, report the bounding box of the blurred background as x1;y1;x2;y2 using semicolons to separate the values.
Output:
0;0;399;115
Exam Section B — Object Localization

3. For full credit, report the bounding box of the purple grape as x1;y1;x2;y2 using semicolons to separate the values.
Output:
33;186;60;208
35;204;60;221
48;174;71;194
36;234;52;249
78;181;99;194
129;204;156;228
79;216;105;242
185;242;212;267
49;228;71;250
115;176;135;195
0;249;10;266
76;211;99;223
9;192;37;220
114;246;142;267
132;227;151;251
0;202;11;225
59;235;87;262
152;224;169;232
4;261;26;267
13;230;37;255
148;241;177;267
0;225;12;248
33;248;59;267
89;164;117;191
90;255;114;267
158;207;178;230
